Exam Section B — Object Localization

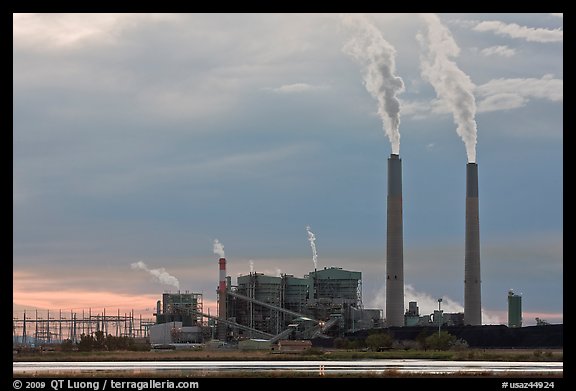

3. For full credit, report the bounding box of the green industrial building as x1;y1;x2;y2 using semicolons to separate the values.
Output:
226;267;380;337
508;290;522;328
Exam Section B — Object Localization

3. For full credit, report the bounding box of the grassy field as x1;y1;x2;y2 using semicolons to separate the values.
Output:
13;347;563;362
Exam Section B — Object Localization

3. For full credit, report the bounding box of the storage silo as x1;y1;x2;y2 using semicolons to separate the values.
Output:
508;289;522;328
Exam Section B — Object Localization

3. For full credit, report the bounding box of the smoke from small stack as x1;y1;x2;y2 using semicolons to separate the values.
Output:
417;13;478;163
130;261;180;290
214;238;227;340
371;284;501;325
342;13;405;154
213;239;225;258
249;260;255;274
306;225;318;270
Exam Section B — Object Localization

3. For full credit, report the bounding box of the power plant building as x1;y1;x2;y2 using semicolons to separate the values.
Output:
146;161;486;344
220;266;379;338
234;273;284;335
155;292;203;326
150;292;204;345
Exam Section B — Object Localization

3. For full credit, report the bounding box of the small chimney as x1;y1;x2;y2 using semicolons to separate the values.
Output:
218;257;227;340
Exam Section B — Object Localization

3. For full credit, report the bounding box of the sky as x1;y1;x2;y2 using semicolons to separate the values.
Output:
13;13;563;326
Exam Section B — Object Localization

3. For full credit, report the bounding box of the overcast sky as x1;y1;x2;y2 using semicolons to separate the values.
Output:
13;13;563;326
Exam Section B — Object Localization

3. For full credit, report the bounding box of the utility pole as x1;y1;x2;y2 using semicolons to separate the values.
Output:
437;298;443;337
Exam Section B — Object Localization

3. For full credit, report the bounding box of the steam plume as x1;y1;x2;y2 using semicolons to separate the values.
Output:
370;284;501;324
213;239;225;258
130;260;180;290
418;13;478;163
249;259;255;274
306;225;318;270
342;13;405;154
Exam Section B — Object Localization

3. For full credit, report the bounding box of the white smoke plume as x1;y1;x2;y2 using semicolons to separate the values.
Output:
306;225;318;270
418;13;478;163
213;238;225;258
130;260;180;290
341;13;405;155
370;283;501;325
249;259;255;274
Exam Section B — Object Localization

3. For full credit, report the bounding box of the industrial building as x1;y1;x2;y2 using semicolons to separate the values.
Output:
224;266;382;339
403;301;464;327
43;158;488;349
149;292;205;345
149;261;383;345
508;290;522;328
145;153;486;346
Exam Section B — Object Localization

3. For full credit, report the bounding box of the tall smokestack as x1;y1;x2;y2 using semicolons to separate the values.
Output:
386;153;404;327
464;163;481;325
218;257;227;340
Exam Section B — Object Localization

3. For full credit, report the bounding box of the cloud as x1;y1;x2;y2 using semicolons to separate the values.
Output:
269;83;328;93
476;74;563;112
400;97;450;119
14;143;311;202
13;13;179;49
446;18;481;29
480;45;516;57
473;20;563;43
13;291;160;317
13;14;563;328
477;93;527;112
13;261;221;316
402;74;562;117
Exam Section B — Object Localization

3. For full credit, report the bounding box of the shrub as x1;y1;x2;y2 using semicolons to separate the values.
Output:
365;333;394;351
333;337;348;349
451;338;469;351
60;339;75;352
425;331;457;351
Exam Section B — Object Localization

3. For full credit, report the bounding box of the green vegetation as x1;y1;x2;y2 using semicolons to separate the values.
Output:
53;331;151;353
422;331;462;351
13;330;561;363
365;332;394;351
